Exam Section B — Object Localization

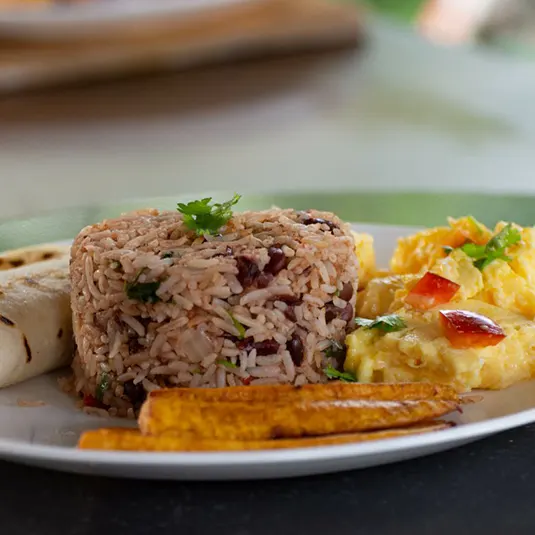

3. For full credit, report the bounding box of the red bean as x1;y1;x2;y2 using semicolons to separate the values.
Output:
236;256;259;288
287;334;304;365
265;247;287;275
278;295;302;305
340;303;354;323
325;303;338;323
237;337;280;356
339;282;354;302
284;306;297;322
302;216;338;232
256;272;274;289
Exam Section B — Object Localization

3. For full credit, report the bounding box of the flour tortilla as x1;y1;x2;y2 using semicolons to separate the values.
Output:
0;254;73;388
0;243;70;271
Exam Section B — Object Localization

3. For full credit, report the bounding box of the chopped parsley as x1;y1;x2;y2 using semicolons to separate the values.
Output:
442;246;454;255
217;359;238;369
96;372;110;402
228;311;246;340
355;314;407;333
177;193;241;236
125;269;161;303
324;365;357;383
460;223;521;271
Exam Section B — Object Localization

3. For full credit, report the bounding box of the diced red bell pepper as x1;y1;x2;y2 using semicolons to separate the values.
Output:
439;309;506;349
241;377;252;386
406;272;460;310
83;394;98;407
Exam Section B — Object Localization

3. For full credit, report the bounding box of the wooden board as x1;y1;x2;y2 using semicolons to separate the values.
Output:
0;0;365;93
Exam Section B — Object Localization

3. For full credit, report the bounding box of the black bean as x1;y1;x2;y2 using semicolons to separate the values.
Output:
128;338;143;354
278;295;302;305
339;282;354;302
256;272;274;289
284;306;297;322
325;303;338;323
340;303;354;323
302;216;338;232
123;380;147;407
287;334;304;366
236;337;280;356
265;247;287;275
254;339;280;356
236;256;259;288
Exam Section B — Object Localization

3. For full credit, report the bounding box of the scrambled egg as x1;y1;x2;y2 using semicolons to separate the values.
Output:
347;217;535;391
352;231;376;289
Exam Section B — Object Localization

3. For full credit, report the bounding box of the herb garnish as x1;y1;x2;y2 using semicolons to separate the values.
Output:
125;269;161;303
96;372;110;402
355;314;407;333
228;311;246;340
217;359;239;369
442;246;454;255
177;194;241;236
459;223;521;271
324;366;358;382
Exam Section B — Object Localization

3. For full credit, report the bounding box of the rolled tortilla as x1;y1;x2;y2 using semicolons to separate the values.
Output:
0;255;73;388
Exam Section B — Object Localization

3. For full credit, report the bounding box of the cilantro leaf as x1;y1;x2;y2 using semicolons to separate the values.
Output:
125;269;161;303
460;223;521;271
96;372;110;402
177;194;241;236
442;246;454;255
324;365;358;382
217;359;238;369
355;314;407;333
228;311;246;340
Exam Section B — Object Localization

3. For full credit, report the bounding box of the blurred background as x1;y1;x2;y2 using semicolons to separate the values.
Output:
1;0;535;238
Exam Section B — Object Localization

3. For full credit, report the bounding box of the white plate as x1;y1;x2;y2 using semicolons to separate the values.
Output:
0;222;534;481
0;0;253;39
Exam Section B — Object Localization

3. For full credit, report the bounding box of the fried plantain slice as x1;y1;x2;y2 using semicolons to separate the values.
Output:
78;422;454;451
146;382;460;405
138;397;459;440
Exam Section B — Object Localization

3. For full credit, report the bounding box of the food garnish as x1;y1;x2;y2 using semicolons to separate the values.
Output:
324;365;358;382
124;269;161;304
177;193;241;236
405;272;460;310
216;359;239;369
459;223;521;271
439;310;506;349
96;372;110;402
228;311;246;340
355;314;407;332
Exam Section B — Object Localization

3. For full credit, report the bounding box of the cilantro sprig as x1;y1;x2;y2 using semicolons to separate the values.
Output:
355;314;407;333
228;311;246;340
217;359;239;369
177;194;241;236
125;269;161;303
96;372;110;402
460;223;521;271
324;366;358;383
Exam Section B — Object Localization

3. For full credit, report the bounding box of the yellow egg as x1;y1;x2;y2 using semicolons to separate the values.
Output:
390;216;491;275
345;299;535;391
351;232;376;289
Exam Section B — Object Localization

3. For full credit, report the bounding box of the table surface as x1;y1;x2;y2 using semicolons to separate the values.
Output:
1;424;534;535
2;16;535;535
